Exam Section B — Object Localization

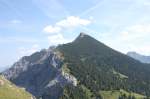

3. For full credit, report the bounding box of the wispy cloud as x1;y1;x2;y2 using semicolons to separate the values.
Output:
43;25;61;34
47;33;71;45
18;44;40;56
120;24;150;41
0;37;42;43
33;0;69;18
0;0;23;18
79;0;104;17
10;19;22;24
0;19;22;28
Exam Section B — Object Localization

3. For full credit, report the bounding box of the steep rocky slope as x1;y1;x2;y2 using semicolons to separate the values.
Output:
3;47;77;99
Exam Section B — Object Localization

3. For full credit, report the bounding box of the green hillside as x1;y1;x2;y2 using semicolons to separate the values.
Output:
0;75;33;99
58;33;150;98
100;89;145;99
61;85;146;99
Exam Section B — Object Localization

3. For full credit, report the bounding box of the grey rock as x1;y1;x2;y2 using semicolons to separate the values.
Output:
2;47;77;99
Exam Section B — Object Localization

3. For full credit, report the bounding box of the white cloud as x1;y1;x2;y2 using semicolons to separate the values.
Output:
56;16;91;28
43;16;92;34
11;19;22;24
47;33;71;45
18;44;40;56
43;25;61;33
43;16;92;45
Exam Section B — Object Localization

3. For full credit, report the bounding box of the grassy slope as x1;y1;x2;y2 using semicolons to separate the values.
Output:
61;84;146;99
100;89;145;99
0;75;33;99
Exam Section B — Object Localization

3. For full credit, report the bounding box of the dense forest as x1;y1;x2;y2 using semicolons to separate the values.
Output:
57;33;150;99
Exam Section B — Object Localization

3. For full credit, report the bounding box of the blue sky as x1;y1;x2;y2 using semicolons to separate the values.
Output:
1;0;150;71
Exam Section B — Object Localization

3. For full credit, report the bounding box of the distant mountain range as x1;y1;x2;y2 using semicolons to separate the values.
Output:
1;33;150;99
0;65;10;72
127;52;150;64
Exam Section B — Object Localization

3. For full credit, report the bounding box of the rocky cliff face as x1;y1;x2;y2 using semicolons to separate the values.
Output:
3;47;77;99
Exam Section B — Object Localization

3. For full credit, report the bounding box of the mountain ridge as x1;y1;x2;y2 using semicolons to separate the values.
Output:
2;33;150;99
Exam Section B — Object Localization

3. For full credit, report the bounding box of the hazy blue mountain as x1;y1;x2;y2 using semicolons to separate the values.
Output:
127;51;150;64
0;65;10;72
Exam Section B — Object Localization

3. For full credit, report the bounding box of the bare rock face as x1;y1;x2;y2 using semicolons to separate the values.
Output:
62;71;77;86
3;58;30;80
2;47;77;99
79;32;87;38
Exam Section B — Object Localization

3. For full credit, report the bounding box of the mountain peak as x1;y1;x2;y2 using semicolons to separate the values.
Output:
79;32;87;38
74;32;93;42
